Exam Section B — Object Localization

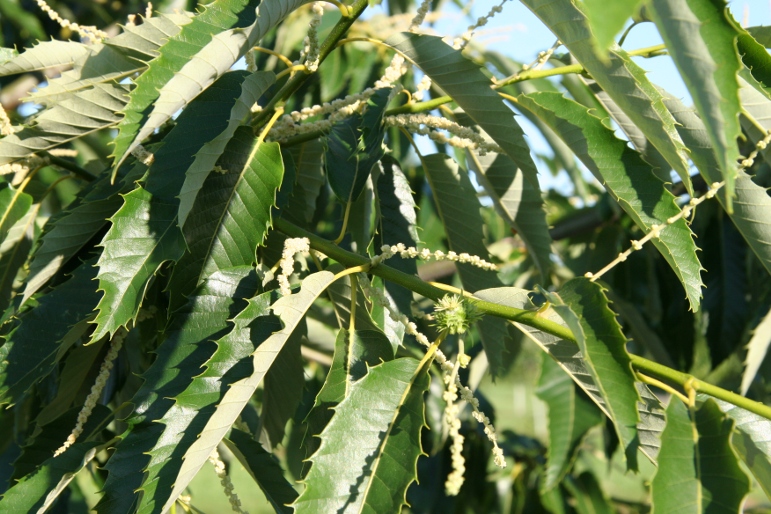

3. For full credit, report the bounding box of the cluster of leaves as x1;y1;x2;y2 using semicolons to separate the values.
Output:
0;0;770;512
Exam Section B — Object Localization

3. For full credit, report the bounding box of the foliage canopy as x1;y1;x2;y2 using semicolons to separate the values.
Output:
0;0;771;512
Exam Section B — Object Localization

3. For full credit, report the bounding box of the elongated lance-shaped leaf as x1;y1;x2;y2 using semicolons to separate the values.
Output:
303;325;395;473
536;356;603;492
169;128;284;301
261;323;304;448
113;0;312;169
178;71;276;226
374;156;419;314
647;0;742;208
287;140;325;225
162;271;337;512
96;267;258;514
522;0;692;194
0;203;39;313
0;83;128;166
1;442;98;512
0;183;32;245
714;398;771;497
386;33;541;190
0;40;90;76
651;399;749;513
22;159;147;304
137;285;279;514
741;305;771;395
468;149;552;283
581;0;642;55
517;92;704;310
223;429;298;514
474;286;666;463
294;356;430;513
422;153;511;376
543;278;640;471
91;71;250;342
325;88;391;203
662;87;771;279
0;257;99;407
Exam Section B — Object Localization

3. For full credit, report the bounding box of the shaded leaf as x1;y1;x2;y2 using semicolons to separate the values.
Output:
178;71;276;226
0;183;32;245
651;399;749;513
170;128;284;301
543;278;640;470
261;324;304;448
475;286;666;463
386;32;541;189
137;280;276;514
0;257;99;407
163;271;337;511
563;472;613;514
223;429;298;514
536;357;603;492
294;357;430;513
0;204;39;313
96;268;259;514
0;40;90;76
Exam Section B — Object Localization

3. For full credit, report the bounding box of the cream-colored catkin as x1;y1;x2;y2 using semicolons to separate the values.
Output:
302;3;325;72
453;0;508;50
35;0;108;41
209;447;249;514
54;328;127;457
278;237;310;296
371;242;498;271
384;113;504;156
0;104;13;137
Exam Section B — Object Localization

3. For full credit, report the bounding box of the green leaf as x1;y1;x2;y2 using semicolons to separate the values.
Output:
261;323;304;448
0;183;31;245
22;160;146;303
651;399;750;513
386;32;541;189
543;278;640;470
741;305;771;395
422;153;511;376
90;186;185;342
0;40;90;76
137;282;276;514
0;257;99;407
663;88;771;279
324;88;390;203
580;0;642;55
647;0;742;205
714;399;771;498
476;287;665;463
178;71;276;226
286;140;325;224
563;472;613;514
468;149;552;283
0;84;128;166
223;429;298;514
162;271;337;512
0;405;110;513
294;357;430;513
522;0;692;193
96;267;259;514
517;91;704;310
536;357;603;492
374;155;419;313
104;12;193;60
0;203;39;313
113;0;310;168
170;129;284;301
91;71;251;341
